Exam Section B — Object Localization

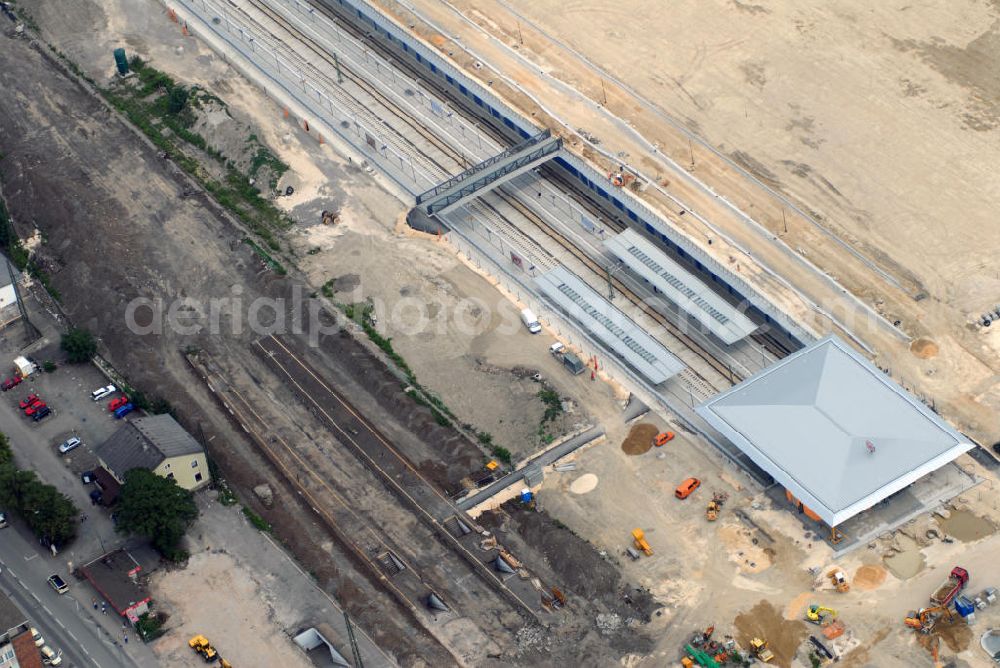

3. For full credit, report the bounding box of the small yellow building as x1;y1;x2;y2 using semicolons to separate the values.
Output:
95;414;210;491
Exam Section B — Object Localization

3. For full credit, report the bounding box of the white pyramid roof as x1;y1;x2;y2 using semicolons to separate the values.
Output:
697;336;973;525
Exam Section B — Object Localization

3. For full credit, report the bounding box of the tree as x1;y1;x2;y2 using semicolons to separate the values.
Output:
117;469;198;560
60;327;96;363
167;86;188;114
0;443;78;549
19;482;77;547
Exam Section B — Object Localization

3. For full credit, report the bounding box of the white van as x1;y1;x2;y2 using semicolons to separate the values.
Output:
520;308;541;334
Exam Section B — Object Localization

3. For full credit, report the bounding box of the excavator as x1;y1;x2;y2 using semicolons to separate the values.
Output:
805;605;838;625
904;605;954;633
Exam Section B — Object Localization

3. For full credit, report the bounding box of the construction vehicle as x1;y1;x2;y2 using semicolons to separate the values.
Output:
805;605;838;624
706;492;728;521
930;566;969;606
682;644;720;668
827;568;850;592
809;636;835;662
188;635;218;662
749;637;775;663
631;528;652;556
904;605;954;633
219;661;233;668
608;168;635;188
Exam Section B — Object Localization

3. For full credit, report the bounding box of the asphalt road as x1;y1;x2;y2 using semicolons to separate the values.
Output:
0;523;138;668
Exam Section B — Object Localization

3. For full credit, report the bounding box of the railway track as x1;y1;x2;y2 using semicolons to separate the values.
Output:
253;334;550;621
187;352;445;614
244;0;745;389
186;344;542;652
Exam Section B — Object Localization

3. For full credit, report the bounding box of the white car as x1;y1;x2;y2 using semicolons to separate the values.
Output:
57;437;81;455
40;645;62;666
30;627;44;646
90;384;116;401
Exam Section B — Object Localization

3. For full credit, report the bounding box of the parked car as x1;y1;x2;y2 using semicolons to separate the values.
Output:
39;645;62;666
107;395;129;412
1;376;23;391
19;393;40;409
674;477;701;499
24;402;47;417
0;512;8;529
90;384;116;401
30;628;44;647
113;403;135;419
653;431;675;447
46;574;69;594
57;437;81;455
32;406;52;422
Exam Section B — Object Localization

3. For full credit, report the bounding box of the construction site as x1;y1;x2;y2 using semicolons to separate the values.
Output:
1;0;999;665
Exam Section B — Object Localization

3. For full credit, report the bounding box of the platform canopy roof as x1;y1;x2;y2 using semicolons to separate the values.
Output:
535;266;684;385
604;228;758;344
696;336;974;526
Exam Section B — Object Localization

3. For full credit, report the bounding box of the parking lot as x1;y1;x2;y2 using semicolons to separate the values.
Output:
0;338;132;566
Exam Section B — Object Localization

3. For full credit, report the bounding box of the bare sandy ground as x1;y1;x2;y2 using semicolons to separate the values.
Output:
150;550;311;667
376;0;1000;445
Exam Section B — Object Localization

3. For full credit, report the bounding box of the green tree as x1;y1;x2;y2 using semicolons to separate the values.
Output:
167;86;188;114
116;469;198;560
19;482;78;547
0;432;12;465
0;432;80;548
60;327;97;363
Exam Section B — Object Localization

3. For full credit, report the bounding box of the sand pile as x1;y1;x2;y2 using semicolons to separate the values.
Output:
620;423;657;455
569;473;598;494
734;600;808;666
853;564;887;590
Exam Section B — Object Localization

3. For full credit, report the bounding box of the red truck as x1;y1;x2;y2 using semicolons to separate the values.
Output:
930;566;969;606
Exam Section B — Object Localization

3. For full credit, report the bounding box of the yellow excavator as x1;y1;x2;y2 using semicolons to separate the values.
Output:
805;604;837;624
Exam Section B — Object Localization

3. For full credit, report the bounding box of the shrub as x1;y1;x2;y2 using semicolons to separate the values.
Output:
60;327;96;363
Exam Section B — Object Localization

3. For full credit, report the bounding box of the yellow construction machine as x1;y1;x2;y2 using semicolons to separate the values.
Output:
706;500;720;521
805;604;837;624
188;635;218;662
749;637;774;663
631;528;653;556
